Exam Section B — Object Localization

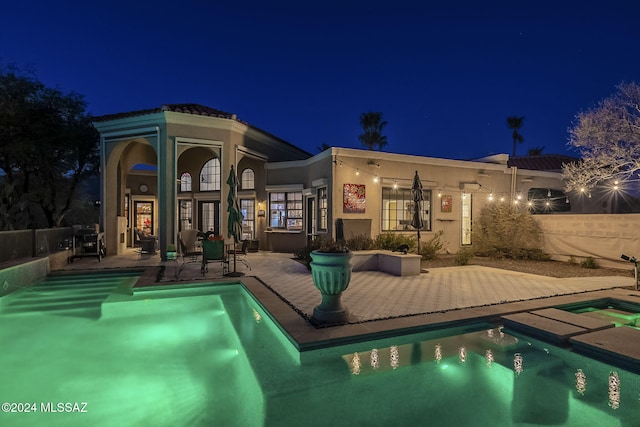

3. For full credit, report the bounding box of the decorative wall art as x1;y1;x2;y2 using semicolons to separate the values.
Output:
441;195;453;213
343;183;366;213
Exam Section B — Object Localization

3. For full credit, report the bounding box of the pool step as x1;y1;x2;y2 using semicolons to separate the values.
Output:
531;308;615;332
0;272;139;317
570;327;640;374
501;308;614;344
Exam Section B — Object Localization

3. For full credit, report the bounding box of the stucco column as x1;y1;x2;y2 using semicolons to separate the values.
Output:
157;126;176;261
103;141;122;256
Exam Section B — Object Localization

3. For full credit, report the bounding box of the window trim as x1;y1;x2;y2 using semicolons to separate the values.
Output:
317;186;328;232
240;198;255;240
241;168;255;190
199;158;221;192
179;172;192;192
381;186;432;232
269;191;303;231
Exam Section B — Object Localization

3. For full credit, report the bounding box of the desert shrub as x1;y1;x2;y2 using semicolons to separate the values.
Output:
580;257;598;269
568;256;577;265
293;236;332;269
454;247;474;265
472;203;547;260
373;232;416;252
509;248;551;261
419;230;445;260
346;234;374;251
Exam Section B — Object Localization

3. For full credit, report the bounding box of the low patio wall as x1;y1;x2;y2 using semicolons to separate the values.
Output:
0;258;49;297
352;250;422;276
0;251;70;297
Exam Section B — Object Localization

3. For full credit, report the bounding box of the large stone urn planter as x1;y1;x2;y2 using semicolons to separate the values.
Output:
309;250;353;325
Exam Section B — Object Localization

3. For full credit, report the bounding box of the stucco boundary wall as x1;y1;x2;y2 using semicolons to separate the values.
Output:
535;214;640;270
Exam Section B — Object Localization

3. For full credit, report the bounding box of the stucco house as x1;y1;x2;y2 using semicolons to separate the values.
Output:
93;104;591;261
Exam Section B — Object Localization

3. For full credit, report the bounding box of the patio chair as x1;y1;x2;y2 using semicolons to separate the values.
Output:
179;230;201;259
228;240;251;271
178;229;202;275
134;228;158;255
201;239;228;276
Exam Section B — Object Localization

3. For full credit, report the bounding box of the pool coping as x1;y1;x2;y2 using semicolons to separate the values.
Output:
237;276;640;352
49;265;640;363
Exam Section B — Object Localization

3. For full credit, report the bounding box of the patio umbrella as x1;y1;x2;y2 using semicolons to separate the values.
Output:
411;170;424;254
226;165;244;276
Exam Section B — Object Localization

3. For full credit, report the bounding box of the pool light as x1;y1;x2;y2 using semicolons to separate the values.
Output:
458;347;467;364
370;349;379;370
575;369;586;395
350;352;361;375
608;371;620;409
485;350;494;367
390;345;400;369
434;344;442;363
513;353;523;376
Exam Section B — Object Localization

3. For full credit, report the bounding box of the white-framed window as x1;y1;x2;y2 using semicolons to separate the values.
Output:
179;200;193;231
318;187;328;231
461;193;472;245
269;191;303;230
240;199;255;239
381;187;431;231
200;201;219;234
179;172;192;192
241;168;255;190
200;158;221;191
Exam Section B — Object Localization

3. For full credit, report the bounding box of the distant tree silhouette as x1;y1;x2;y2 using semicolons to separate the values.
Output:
507;116;525;156
563;82;640;194
358;111;388;151
0;64;98;229
527;146;545;156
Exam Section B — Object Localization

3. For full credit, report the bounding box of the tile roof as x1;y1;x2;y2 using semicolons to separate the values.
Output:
93;103;248;124
92;103;312;158
507;154;580;172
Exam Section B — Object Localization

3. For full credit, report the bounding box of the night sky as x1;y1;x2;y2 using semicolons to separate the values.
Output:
2;1;638;159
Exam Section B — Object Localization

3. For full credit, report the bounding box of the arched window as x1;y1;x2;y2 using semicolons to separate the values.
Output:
241;168;255;190
200;158;221;191
180;172;192;192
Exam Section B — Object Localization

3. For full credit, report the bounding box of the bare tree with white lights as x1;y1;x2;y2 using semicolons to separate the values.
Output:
563;82;640;194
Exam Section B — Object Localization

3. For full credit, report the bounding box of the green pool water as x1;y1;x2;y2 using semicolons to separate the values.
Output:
1;272;639;427
569;301;640;329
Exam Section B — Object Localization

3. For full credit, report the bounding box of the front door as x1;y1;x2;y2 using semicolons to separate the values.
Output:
307;196;316;244
134;201;154;246
134;201;154;234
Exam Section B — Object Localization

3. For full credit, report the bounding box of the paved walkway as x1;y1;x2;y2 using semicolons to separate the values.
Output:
60;249;636;323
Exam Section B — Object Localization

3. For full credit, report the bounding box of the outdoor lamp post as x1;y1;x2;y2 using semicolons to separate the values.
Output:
621;254;639;291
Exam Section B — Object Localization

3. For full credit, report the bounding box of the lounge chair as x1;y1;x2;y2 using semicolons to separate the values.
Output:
201;239;228;276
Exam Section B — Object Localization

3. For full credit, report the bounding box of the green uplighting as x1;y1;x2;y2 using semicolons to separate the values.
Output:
3;273;640;426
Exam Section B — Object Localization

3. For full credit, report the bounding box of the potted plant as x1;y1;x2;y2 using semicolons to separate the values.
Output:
309;239;353;325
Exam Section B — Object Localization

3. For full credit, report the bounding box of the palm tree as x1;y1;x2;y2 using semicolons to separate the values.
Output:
358;111;388;151
527;146;545;156
507;116;525;156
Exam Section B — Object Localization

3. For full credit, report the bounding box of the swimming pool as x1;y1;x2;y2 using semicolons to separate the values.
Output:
1;272;639;426
563;299;640;329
